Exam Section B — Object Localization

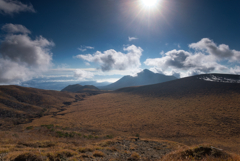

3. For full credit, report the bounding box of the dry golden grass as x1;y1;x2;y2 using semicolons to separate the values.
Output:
92;150;105;157
25;92;240;154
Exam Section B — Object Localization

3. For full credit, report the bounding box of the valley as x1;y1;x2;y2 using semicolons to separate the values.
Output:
0;74;240;160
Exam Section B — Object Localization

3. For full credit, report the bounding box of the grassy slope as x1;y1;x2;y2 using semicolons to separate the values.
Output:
0;85;77;127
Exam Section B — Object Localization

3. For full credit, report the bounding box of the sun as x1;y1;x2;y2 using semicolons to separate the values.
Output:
140;0;159;8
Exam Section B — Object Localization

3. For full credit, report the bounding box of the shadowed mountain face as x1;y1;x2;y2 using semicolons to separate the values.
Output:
116;73;240;97
99;69;177;90
61;84;99;93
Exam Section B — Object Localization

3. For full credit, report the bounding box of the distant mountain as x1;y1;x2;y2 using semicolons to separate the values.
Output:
99;69;177;90
116;73;240;97
21;80;110;91
61;84;100;93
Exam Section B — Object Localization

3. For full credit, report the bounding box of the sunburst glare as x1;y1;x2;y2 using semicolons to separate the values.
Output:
140;0;159;8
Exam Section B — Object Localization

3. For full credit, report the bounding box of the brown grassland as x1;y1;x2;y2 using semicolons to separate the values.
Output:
0;78;240;160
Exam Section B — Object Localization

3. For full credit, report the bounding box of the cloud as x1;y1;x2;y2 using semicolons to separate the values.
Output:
74;69;94;81
76;45;143;72
160;51;164;55
144;39;231;78
230;66;240;75
128;37;138;41
189;38;240;61
0;24;54;84
1;23;31;34
85;62;90;66
78;48;86;52
78;45;94;52
0;0;35;15
86;46;94;49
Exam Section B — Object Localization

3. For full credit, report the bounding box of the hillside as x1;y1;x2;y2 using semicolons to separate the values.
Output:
61;84;100;93
116;73;240;97
99;69;177;90
0;85;82;128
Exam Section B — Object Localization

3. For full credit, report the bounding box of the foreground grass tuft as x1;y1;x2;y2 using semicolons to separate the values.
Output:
93;150;105;157
162;145;240;161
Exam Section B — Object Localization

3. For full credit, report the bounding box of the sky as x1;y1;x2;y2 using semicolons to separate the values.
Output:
0;0;240;86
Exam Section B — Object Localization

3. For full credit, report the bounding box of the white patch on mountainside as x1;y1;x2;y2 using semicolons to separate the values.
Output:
199;75;240;83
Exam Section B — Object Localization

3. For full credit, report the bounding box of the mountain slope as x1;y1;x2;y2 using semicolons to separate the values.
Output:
61;84;100;93
100;69;177;90
116;73;240;97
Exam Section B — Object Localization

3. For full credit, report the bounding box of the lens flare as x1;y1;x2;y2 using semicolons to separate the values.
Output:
140;0;158;8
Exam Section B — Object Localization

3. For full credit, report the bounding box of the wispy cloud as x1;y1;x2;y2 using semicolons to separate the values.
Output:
74;69;94;81
78;45;94;52
0;0;35;15
1;23;31;34
128;37;138;41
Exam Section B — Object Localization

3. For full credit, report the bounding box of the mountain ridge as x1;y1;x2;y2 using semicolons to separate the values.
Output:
61;84;100;93
99;69;177;90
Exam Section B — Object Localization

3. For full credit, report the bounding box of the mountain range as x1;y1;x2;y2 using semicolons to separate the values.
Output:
21;80;110;91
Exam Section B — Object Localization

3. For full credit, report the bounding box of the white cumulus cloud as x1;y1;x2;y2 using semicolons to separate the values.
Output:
76;45;143;72
0;24;54;84
189;38;240;61
144;38;237;78
0;0;35;15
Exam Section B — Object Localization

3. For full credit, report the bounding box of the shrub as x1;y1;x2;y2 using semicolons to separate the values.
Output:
26;126;33;130
10;152;42;161
106;135;113;139
41;124;54;129
129;152;140;160
88;135;93;139
56;131;64;137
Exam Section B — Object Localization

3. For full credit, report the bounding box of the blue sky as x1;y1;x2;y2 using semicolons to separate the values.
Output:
0;0;240;85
